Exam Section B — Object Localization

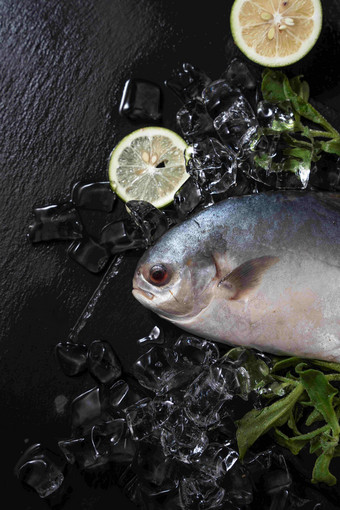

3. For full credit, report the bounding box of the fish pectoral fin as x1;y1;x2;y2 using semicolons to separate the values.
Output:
218;256;279;300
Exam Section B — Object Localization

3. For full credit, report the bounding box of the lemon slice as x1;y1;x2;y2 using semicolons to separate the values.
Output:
109;127;189;208
230;0;322;67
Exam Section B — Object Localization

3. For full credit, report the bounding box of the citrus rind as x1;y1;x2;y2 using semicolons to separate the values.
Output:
108;127;189;209
230;0;322;67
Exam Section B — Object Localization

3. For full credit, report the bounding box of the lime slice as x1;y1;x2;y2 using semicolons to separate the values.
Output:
109;127;189;208
230;0;322;67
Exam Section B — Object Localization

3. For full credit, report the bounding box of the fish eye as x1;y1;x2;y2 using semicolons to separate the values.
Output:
149;264;170;286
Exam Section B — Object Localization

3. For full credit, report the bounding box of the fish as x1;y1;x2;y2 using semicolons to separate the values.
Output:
132;191;340;362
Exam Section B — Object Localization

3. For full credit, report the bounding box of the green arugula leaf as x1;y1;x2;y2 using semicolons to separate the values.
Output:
306;408;324;427
236;383;304;460
254;153;271;170
272;357;302;373
261;69;287;103
311;359;340;374
312;436;339;486
319;138;340;156
274;428;308;455
282;75;339;136
289;75;310;102
296;367;340;437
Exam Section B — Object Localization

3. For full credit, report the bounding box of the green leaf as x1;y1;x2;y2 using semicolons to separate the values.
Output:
309;428;333;454
319;138;340;156
306;408;324;427
282;146;312;162
236;383;304;459
275;423;331;456
312;442;338;486
283;134;313;149
272;357;302;373
261;69;287;103
289;75;310;102
274;428;308;455
296;368;340;437
311;359;340;374
282;76;339;136
254;153;271;171
275;156;308;175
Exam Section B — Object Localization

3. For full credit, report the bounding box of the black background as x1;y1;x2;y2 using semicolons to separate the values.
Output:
1;0;340;509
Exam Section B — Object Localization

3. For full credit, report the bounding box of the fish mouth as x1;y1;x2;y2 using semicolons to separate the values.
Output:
132;288;154;301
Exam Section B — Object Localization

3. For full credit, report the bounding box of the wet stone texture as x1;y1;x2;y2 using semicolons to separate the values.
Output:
3;0;340;509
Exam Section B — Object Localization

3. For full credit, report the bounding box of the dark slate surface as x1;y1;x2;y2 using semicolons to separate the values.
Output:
1;0;340;508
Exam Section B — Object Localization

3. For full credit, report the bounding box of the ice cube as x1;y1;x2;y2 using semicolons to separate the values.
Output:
250;161;310;190
160;410;209;463
222;58;256;91
226;166;259;197
222;463;253;505
125;397;154;440
71;387;102;429
256;100;279;126
15;444;64;498
187;138;237;195
183;366;235;427
115;374;153;411
58;436;104;469
165;63;211;103
137;325;164;346
135;443;179;496
151;394;176;427
208;418;237;445
107;379;129;408
72;181;116;212
55;341;88;376
68;237;110;273
87;340;122;385
166;335;219;368
91;418;126;456
243;448;274;487
133;346;194;394
179;475;225;510
202;79;237;119
213;95;256;149
119;79;162;121
28;203;83;243
176;100;214;142
108;435;137;464
262;455;292;494
238;124;262;152
269;490;289;510
257;100;295;131
126;200;169;246
58;437;88;465
196;443;239;479
173;177;203;218
100;220;146;254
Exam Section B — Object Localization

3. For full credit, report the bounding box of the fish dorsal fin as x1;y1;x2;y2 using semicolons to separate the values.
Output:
218;256;279;301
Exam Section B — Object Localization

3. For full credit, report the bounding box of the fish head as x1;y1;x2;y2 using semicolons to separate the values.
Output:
132;239;216;320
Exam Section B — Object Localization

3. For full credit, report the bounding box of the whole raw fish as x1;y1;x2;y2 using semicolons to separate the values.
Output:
132;192;340;362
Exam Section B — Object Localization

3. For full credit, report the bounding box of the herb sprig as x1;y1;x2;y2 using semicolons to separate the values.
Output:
236;355;340;486
254;70;340;178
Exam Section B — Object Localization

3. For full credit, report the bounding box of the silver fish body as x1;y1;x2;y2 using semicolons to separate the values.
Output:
132;192;340;362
